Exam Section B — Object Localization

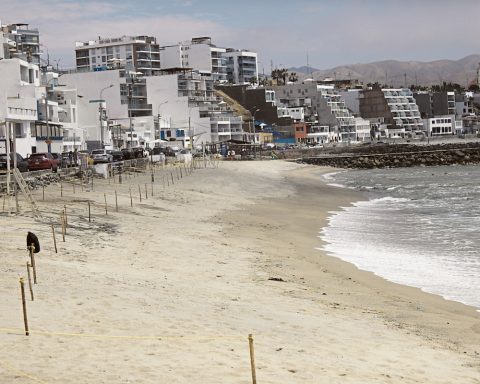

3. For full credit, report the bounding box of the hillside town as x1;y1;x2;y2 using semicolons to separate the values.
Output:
1;21;480;160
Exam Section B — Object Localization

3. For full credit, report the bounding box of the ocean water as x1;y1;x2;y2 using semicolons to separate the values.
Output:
321;165;480;309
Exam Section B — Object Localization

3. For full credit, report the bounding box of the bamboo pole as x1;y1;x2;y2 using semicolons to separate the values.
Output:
248;334;257;384
29;244;37;284
61;213;65;242
51;224;58;253
26;262;34;301
19;278;29;336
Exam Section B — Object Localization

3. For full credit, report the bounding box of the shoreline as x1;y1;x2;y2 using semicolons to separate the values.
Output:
0;160;479;382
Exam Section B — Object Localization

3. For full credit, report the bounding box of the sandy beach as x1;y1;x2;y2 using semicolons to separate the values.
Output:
0;160;479;383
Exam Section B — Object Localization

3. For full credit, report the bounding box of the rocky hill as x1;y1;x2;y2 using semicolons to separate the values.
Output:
290;54;480;87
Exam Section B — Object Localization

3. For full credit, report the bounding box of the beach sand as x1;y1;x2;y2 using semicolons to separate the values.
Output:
0;160;479;383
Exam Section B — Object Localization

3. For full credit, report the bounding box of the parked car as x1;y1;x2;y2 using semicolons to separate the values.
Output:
111;150;124;162
131;147;146;158
91;149;113;164
121;148;134;160
28;152;59;172
0;153;29;172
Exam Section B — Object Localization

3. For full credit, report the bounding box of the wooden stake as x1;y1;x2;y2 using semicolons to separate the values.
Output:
88;201;91;222
138;185;142;202
42;185;45;201
29;244;37;284
151;181;154;197
73;182;75;194
26;262;34;301
171;172;174;185
129;187;133;207
60;183;63;197
19;278;29;336
51;224;58;253
61;213;65;242
180;166;183;178
104;193;108;215
145;183;148;199
115;190;118;212
64;205;68;227
248;334;257;384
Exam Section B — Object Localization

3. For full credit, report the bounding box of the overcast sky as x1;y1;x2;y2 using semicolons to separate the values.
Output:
1;0;479;71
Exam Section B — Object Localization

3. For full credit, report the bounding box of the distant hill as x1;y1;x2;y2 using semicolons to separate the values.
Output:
288;66;321;75
289;55;480;87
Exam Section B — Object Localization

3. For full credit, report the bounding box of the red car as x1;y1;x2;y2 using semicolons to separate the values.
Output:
28;152;59;172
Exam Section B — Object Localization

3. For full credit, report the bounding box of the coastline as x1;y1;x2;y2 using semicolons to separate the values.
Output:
0;160;479;383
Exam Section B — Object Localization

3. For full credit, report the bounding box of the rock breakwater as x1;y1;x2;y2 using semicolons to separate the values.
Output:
300;143;480;169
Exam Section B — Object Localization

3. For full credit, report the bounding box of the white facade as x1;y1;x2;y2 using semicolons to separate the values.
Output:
75;35;161;76
353;117;371;141
0;58;40;157
146;71;243;146
423;115;457;136
225;49;258;84
160;37;227;82
382;89;424;136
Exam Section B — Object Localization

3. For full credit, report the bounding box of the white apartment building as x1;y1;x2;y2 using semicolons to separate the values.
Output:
146;70;243;147
62;68;155;149
423;115;461;136
0;22;41;64
273;82;355;141
75;35;161;76
160;37;227;82
0;58;43;157
225;49;258;84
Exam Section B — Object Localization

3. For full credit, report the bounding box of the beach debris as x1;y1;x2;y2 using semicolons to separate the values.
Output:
268;277;285;282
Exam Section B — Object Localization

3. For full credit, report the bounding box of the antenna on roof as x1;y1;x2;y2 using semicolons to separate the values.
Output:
306;51;311;78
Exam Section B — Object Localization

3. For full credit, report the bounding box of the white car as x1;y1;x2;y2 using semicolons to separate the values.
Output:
91;149;113;164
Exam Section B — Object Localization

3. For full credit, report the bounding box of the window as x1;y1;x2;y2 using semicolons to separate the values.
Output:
92;57;96;64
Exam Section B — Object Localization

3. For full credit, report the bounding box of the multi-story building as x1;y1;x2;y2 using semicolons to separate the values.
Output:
0;23;41;64
272;82;355;142
160;37;227;82
75;35;161;76
0;58;48;157
225;48;258;84
146;70;243;146
423;115;461;137
359;88;424;138
413;91;456;118
63;66;160;149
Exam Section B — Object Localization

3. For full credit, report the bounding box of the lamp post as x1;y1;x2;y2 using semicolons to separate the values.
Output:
99;84;114;148
44;74;65;153
127;72;143;148
156;101;168;140
251;107;260;158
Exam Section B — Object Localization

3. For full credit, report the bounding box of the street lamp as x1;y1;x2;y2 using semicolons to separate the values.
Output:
44;74;63;153
99;84;114;148
156;101;168;140
127;72;143;148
